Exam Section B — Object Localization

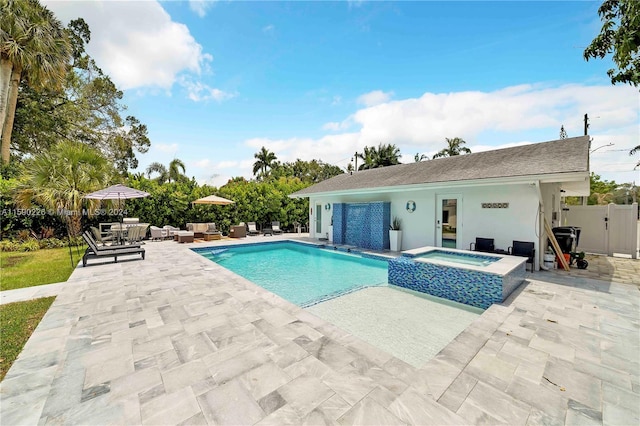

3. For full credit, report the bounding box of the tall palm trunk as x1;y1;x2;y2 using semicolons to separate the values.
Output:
0;58;13;162
1;65;21;164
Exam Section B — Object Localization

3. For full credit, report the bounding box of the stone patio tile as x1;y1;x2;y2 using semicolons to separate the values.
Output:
140;386;201;425
177;412;208;426
437;371;478;413
288;320;325;341
565;399;602;425
108;366;162;400
466;351;516;392
602;382;640;415
573;357;634;390
339;334;395;367
212;325;266;350
83;352;134;389
321;370;377;405
238;361;292;400
389;386;468;425
258;390;287;415
300;336;359;371
255;404;305;425
364;366;410;396
338;396;405;426
197;379;266;425
0;385;50;426
284;354;333;380
529;334;575;362
259;306;298;327
603;400;639;426
315;393;352;421
525;408;564;426
171;332;217;363
506;376;568;419
542;358;602;410
181;310;232;335
132;336;174;362
368;385;399;408
382;357;416;386
206;344;272;385
266;340;309;369
79;340;132;367
277;374;335;416
161;359;212;393
0;364;57;398
463;380;531;424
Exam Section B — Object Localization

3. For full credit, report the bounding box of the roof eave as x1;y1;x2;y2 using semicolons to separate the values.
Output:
289;171;590;198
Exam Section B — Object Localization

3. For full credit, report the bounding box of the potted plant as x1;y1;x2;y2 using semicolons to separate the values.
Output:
389;216;402;251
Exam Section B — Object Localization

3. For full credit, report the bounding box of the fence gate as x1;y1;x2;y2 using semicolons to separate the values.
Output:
563;202;639;259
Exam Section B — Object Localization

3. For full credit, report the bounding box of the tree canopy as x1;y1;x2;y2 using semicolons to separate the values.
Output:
357;143;402;170
1;0;71;164
432;137;471;159
253;146;277;180
584;0;640;87
7;16;150;171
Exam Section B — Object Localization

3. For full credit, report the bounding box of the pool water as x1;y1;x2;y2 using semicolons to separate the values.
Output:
199;242;388;306
416;250;499;267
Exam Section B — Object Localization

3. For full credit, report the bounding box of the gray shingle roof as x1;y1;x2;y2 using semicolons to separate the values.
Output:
292;136;590;196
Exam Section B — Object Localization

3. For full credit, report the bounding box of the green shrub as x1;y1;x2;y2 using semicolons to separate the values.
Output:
0;240;20;252
20;239;40;252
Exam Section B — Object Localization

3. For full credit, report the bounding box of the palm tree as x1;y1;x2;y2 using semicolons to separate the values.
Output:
414;153;428;162
1;0;71;164
15;140;112;236
631;144;639;169
146;162;168;184
168;158;186;183
253;146;277;179
357;143;401;170
432;137;472;159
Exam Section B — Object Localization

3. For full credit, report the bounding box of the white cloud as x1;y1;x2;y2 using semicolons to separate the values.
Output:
357;90;393;107
193;159;211;168
153;143;179;154
179;77;236;102
189;0;215;18
263;24;275;34
239;83;639;182
331;95;342;106
44;0;211;90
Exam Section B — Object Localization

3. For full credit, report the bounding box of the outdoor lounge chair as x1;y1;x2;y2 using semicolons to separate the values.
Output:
163;225;180;238
230;225;246;238
150;226;167;241
271;221;283;235
90;226;113;246
247;222;260;236
204;223;222;241
82;231;145;267
470;237;494;253
509;240;535;271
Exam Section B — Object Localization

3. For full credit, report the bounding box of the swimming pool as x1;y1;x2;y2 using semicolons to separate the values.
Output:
196;242;388;306
416;249;499;267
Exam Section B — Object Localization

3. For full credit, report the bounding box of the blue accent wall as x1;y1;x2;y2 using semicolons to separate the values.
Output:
388;256;525;309
332;202;390;250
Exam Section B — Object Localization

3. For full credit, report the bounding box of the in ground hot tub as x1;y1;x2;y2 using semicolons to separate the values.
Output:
388;246;526;309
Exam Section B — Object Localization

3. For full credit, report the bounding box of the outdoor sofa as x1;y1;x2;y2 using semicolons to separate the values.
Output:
81;231;145;267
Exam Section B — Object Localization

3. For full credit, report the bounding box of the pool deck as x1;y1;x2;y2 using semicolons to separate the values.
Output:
1;235;638;425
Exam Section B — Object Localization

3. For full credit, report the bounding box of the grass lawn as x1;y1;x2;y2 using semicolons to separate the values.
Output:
0;246;85;291
0;297;55;381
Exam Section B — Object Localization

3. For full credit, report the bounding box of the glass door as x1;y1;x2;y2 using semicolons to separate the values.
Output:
315;204;322;235
436;195;460;248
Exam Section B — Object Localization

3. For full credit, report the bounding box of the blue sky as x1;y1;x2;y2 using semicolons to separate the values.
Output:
45;1;639;186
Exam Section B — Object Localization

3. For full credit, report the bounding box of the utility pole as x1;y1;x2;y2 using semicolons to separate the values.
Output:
354;152;358;171
584;113;589;136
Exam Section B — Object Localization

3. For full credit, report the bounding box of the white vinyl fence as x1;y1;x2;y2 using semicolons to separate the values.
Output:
563;202;639;259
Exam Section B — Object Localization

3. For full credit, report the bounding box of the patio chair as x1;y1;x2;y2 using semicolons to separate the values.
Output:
126;226;140;244
163;225;180;239
509;240;535;271
470;237;494;253
247;222;260;236
271;221;283;235
90;226;113;246
81;231;145;266
229;225;246;238
204;223;222;241
150;226;167;241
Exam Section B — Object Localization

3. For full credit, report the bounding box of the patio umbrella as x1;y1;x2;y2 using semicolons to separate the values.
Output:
192;194;235;205
84;184;151;242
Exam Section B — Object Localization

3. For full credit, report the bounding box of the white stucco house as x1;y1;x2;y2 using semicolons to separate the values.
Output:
291;136;591;270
